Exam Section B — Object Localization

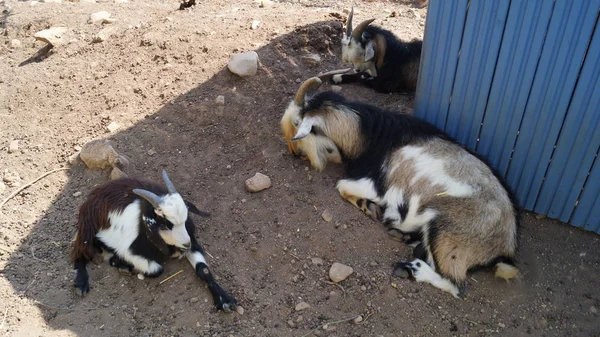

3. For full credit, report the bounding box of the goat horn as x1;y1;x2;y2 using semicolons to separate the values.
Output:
345;7;354;38
317;68;353;81
161;170;178;194
133;189;162;209
294;77;323;106
351;18;375;41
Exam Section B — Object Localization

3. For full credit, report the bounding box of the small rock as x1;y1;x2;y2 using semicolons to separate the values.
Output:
498;323;506;328
353;316;363;324
245;172;271;192
329;262;353;283
331;85;342;92
321;210;333;222
535;213;546;220
287;320;296;328
190;297;199;303
89;11;111;24
80;140;127;169
236;306;244;315
360;285;367;291
0;182;6;194
301;54;321;65
591;306;598;314
94;26;118;43
34;27;69;47
107;122;120;133
215;95;225;105
40;0;62;3
311;257;324;266
251;20;260;30
114;0;128;3
110;167;126;180
8;140;19;153
73;191;83;197
294;301;310;311
9;39;21;49
147;149;156;156
3;171;20;183
258;0;273;8
227;51;259;77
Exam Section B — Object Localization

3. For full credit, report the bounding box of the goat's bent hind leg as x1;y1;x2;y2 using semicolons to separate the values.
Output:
186;242;237;312
337;178;381;220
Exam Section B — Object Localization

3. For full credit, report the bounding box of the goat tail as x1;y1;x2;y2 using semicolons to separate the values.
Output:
70;207;100;264
495;261;520;282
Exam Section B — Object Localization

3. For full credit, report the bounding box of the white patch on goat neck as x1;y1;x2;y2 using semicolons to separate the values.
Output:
332;74;343;84
186;250;207;267
157;193;191;248
98;201;163;275
337;178;380;202
402;146;475;197
407;259;460;298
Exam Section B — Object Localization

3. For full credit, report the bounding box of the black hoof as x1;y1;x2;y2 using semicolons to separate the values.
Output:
387;228;404;241
214;292;238;312
393;262;414;279
74;274;89;296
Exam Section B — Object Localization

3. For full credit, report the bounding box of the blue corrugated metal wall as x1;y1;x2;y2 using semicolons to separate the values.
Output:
415;0;600;233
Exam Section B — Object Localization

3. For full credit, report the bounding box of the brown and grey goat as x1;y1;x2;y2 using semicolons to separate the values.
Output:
333;8;422;93
283;77;520;297
71;170;238;311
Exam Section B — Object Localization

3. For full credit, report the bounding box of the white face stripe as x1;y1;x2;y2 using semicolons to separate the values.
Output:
155;193;191;248
293;116;317;140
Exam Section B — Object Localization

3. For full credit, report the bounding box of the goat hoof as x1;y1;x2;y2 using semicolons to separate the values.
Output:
392;262;413;279
215;293;238;312
387;228;404;241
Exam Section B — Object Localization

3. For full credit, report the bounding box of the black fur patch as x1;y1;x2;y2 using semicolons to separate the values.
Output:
398;202;409;221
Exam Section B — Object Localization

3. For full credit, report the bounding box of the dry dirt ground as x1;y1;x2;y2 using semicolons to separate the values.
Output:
0;0;599;336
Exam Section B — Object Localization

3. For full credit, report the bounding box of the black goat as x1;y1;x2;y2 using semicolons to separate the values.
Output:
333;8;422;93
71;170;238;312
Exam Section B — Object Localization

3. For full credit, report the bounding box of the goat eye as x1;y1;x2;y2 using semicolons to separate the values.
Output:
326;148;334;154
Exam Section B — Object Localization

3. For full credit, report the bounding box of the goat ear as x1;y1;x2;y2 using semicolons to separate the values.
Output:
365;40;376;62
292;117;315;141
154;208;164;217
185;200;211;217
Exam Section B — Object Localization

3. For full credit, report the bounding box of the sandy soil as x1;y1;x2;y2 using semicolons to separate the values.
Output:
1;0;599;336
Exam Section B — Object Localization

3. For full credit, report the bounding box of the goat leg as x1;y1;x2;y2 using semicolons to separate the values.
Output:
73;258;89;296
186;242;238;312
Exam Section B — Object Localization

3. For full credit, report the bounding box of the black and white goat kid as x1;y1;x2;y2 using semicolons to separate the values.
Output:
333;8;422;93
284;77;520;298
71;170;237;312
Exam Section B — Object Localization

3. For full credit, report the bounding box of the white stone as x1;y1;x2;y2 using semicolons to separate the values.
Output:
94;26;118;42
41;0;63;3
89;11;111;24
227;51;259;77
9;39;21;49
8;140;19;153
236;306;244;315
215;95;225;105
245;172;271;192
321;210;333;222
301;54;321;65
73;191;83;197
0;182;6;194
294;301;310;311
311;257;324;266
329;262;353;283
107;122;120;133
34;27;69;47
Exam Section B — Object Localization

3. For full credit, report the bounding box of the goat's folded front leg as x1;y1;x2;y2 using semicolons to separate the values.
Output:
331;71;374;85
186;245;237;312
336;178;382;220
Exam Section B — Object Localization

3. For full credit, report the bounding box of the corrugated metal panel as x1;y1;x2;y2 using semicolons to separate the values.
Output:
414;0;469;129
415;0;600;233
571;155;600;232
475;1;555;173
505;0;600;209
534;21;600;224
444;0;510;149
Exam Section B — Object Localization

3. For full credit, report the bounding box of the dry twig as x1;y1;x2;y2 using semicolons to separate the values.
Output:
0;168;70;210
159;269;183;285
300;315;360;337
